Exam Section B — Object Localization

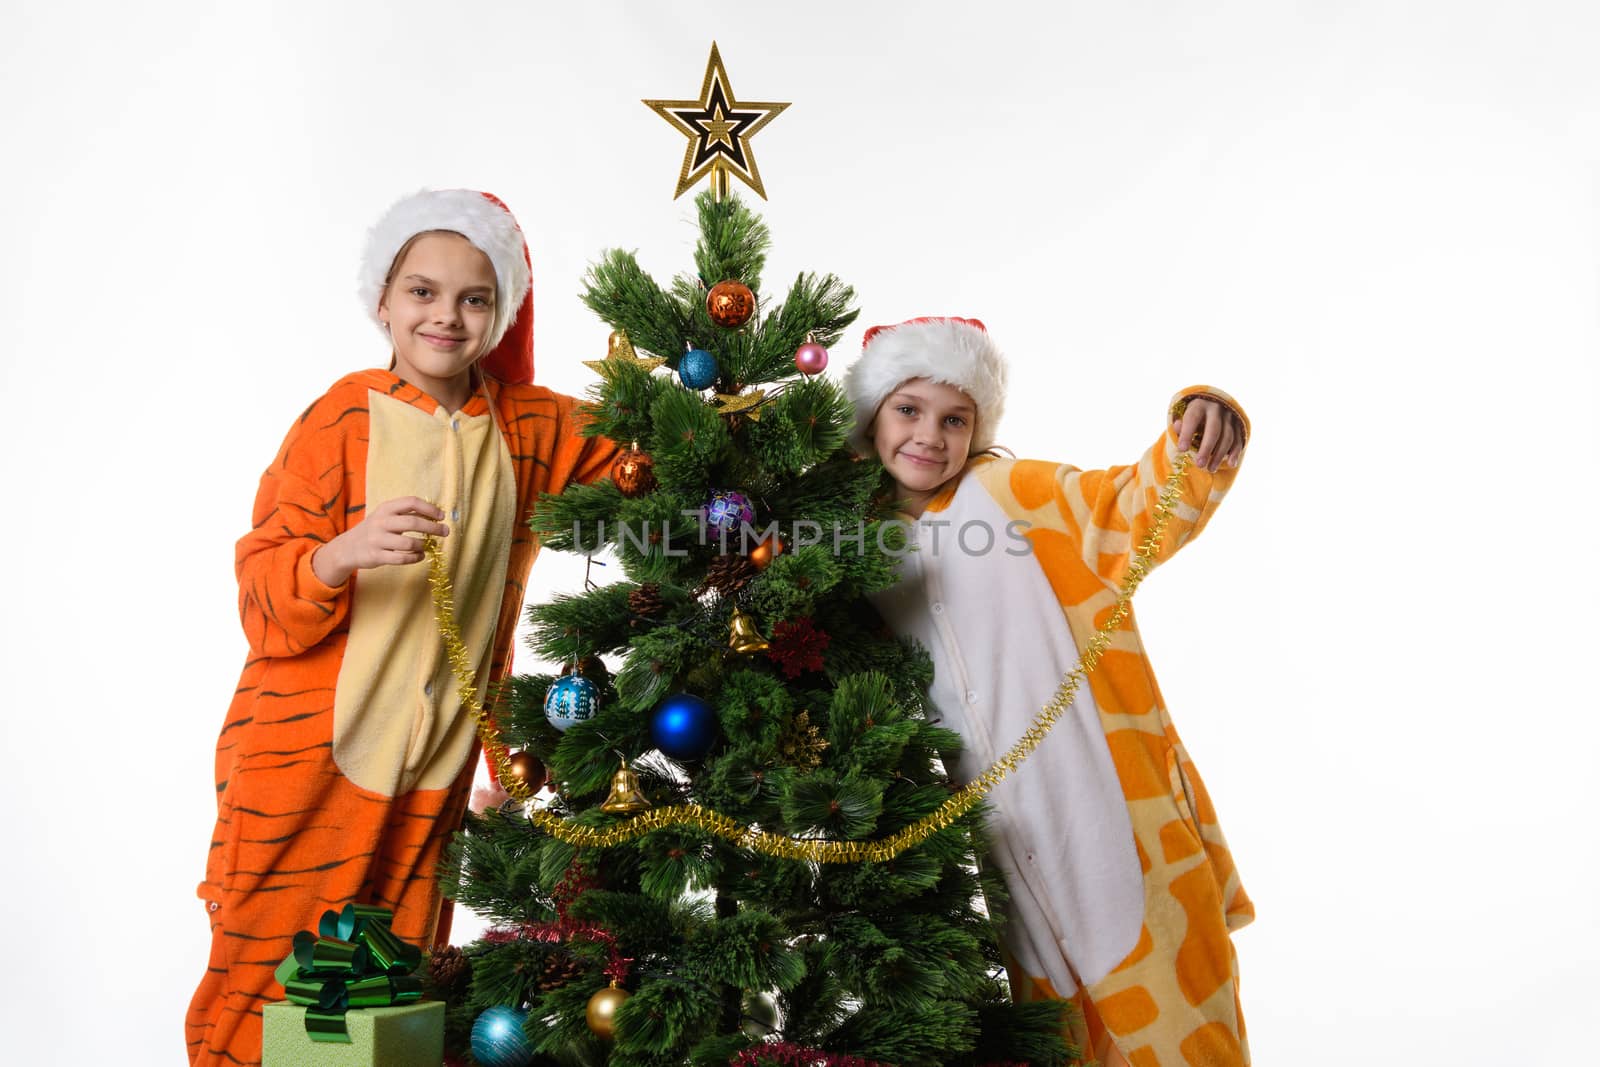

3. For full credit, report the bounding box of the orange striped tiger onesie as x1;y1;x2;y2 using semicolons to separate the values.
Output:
869;387;1252;1066
187;369;617;1066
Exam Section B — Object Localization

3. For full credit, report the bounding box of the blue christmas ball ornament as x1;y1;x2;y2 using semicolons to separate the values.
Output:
544;674;600;732
471;1005;533;1067
651;692;719;762
703;490;756;536
678;348;718;390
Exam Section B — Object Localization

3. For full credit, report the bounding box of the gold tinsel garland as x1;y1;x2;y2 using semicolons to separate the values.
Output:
427;453;1194;865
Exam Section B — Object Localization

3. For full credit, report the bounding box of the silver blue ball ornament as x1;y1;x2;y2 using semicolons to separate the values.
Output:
544;674;600;732
470;1005;533;1067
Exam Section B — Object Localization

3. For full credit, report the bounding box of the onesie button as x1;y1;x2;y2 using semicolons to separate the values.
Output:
424;681;434;696
451;507;459;522
966;690;979;704
931;602;944;615
451;418;460;431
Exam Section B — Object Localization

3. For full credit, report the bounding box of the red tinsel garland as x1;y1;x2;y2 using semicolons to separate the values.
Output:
485;860;633;983
728;1043;890;1067
765;616;830;678
551;858;598;916
484;920;633;984
729;1043;1029;1067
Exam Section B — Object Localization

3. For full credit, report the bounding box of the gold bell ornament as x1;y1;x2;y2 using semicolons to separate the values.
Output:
728;606;770;655
586;980;631;1039
600;758;650;814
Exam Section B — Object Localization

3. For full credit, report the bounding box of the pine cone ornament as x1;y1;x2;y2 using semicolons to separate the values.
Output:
629;582;666;624
537;952;586;993
700;554;756;596
428;945;470;995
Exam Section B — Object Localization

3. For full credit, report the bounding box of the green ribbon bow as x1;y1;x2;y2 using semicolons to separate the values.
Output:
272;904;425;1043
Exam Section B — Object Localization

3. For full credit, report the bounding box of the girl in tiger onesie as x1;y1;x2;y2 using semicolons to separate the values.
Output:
846;317;1253;1067
187;189;619;1067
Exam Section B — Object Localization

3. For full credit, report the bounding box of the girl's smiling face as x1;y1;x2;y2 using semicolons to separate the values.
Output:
871;378;977;512
378;231;497;408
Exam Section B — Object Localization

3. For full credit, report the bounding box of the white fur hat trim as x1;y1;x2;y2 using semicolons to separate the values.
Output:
843;317;1009;455
358;188;530;354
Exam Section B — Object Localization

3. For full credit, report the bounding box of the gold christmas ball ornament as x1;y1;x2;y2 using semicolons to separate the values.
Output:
611;442;657;498
748;534;785;570
586;982;631;1039
706;279;755;329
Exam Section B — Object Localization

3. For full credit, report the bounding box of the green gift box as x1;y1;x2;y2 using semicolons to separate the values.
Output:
262;1000;443;1067
266;903;433;1063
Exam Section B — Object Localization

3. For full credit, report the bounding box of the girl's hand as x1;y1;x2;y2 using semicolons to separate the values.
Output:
1172;397;1244;473
311;496;449;587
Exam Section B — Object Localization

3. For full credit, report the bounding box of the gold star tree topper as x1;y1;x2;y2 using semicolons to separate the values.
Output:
644;43;790;201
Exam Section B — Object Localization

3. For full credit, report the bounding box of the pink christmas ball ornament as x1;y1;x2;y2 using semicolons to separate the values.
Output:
793;342;829;375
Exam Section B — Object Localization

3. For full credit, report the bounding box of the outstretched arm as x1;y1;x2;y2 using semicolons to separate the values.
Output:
546;390;623;493
1060;386;1249;589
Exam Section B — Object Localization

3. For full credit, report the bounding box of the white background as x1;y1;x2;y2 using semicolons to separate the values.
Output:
2;1;1596;1063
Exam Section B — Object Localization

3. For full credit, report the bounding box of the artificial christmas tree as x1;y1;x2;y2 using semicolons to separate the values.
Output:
431;188;1074;1067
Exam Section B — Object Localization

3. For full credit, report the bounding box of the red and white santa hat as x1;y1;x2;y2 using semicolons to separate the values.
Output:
843;316;1008;455
359;188;535;384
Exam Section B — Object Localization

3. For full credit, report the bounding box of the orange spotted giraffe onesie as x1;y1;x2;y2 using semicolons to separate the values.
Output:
869;387;1252;1066
187;369;617;1067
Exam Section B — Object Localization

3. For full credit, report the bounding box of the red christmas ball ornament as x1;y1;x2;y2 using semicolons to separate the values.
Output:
748;534;786;570
506;750;546;793
793;341;829;375
611;442;657;498
706;280;755;329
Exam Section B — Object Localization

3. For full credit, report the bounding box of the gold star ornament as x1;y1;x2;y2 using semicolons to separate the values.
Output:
644;43;790;201
584;328;665;379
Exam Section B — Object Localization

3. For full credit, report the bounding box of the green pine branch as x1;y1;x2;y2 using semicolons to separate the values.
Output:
748;271;859;382
746;376;854;477
691;190;771;294
581;249;690;362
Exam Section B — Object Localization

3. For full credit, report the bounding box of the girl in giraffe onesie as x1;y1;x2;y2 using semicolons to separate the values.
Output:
845;317;1252;1067
187;190;619;1067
